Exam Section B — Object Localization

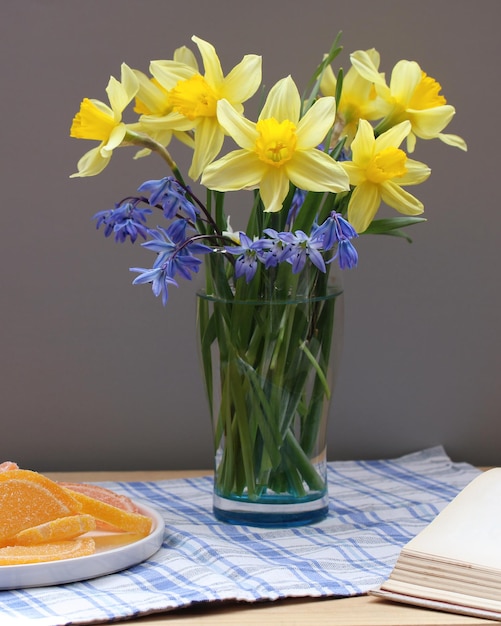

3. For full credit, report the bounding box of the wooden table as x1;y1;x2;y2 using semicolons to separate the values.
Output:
45;470;493;626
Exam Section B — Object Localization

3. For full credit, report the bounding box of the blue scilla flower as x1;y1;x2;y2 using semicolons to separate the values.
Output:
142;227;210;281
130;265;178;306
287;231;326;274
259;228;295;268
225;233;264;283
313;211;358;251
93;200;151;243
138;177;197;221
286;188;307;228
337;238;358;269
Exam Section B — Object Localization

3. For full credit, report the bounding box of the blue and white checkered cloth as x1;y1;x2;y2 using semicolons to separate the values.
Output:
0;446;481;625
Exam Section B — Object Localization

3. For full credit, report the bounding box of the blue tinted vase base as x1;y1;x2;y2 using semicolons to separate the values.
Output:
213;493;329;527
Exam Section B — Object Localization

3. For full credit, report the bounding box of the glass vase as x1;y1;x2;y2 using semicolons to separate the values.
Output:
196;259;343;527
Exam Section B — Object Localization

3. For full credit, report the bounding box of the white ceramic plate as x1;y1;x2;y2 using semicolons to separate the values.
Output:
0;501;165;589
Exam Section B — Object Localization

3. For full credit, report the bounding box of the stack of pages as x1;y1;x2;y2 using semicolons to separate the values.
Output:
372;468;501;620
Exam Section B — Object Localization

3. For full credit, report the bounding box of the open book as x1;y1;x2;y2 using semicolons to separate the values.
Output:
371;468;501;621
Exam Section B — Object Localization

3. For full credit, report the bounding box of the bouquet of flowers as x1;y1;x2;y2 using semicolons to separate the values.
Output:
70;33;466;523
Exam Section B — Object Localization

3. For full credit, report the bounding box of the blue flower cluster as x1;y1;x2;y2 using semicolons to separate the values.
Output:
227;213;358;284
93;177;358;304
93;200;151;243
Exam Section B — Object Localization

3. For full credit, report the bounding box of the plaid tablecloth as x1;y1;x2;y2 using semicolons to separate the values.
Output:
0;446;481;625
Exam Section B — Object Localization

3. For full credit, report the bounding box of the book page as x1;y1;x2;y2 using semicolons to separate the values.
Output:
403;469;501;570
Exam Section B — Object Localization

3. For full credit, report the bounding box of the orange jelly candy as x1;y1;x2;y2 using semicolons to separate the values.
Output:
11;514;96;546
65;489;152;536
0;470;82;545
0;538;96;565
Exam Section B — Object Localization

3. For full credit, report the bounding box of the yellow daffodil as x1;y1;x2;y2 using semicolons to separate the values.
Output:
70;64;139;177
140;36;262;180
350;51;467;152
201;76;350;213
341;119;431;233
130;70;194;158
320;49;387;147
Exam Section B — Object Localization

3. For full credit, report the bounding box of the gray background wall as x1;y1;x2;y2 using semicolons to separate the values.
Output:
1;0;499;471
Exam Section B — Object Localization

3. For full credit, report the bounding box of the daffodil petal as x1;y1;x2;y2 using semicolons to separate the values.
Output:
173;45;199;70
102;124;127;154
344;50;381;96
89;98;112;115
173;129;195;148
389;60;422;106
286;150;349;193
260;168;291;213
105;76;127;120
106;66;138;116
438;132;467;151
375;120;411;152
150;60;195;90
348;181;381;233
217;99;258;150
139;111;195;131
380;182;424;215
296;97;336;149
395;159;431;186
133;69;163;113
189;117;224;180
202;150;265;191
406;132;417;153
70;145;111;178
347;181;381;233
222;54;262;103
407;105;456;139
341;161;367;187
260;76;300;123
351;119;376;164
350;50;387;87
320;63;337;96
120;63;139;102
192;36;224;88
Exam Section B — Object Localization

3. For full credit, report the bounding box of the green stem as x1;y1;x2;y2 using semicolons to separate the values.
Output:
124;130;184;182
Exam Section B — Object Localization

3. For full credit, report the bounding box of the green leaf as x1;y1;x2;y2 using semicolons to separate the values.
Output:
363;217;427;242
334;67;344;108
302;32;343;112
